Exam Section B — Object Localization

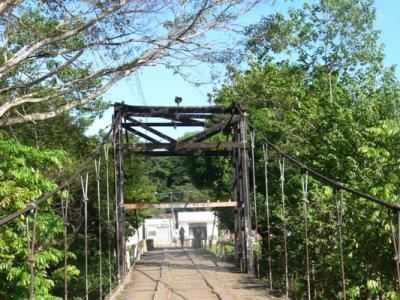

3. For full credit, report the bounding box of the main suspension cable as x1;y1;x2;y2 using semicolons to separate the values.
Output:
0;127;112;227
263;138;400;211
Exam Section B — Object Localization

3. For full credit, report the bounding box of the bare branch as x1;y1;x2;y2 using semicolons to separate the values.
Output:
0;76;118;126
0;50;84;95
0;0;21;17
0;0;128;79
0;0;262;125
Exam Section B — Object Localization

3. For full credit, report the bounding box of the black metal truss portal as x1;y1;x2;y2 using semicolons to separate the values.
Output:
112;102;254;279
114;103;243;156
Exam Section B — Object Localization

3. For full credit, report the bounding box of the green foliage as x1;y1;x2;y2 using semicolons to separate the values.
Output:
0;138;79;299
124;155;157;203
213;60;400;298
2;0;400;299
246;0;383;74
210;0;400;297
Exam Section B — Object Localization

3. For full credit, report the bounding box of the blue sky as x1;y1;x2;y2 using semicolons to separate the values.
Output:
86;1;400;138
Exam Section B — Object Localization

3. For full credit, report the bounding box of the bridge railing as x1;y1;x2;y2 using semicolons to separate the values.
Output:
252;139;400;299
0;129;126;300
126;225;146;269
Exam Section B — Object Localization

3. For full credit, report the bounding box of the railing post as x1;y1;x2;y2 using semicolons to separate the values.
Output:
279;158;289;299
397;210;400;290
232;124;243;270
250;130;259;278
95;159;103;300
80;174;89;300
263;144;273;289
239;112;254;274
104;145;113;294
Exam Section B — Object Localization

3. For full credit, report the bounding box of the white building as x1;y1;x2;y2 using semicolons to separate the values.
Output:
144;211;218;248
144;217;174;246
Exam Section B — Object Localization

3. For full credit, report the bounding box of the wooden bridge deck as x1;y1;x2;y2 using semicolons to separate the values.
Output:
112;248;279;300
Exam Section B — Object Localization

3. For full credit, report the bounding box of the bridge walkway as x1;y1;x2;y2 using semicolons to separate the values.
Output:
112;248;279;300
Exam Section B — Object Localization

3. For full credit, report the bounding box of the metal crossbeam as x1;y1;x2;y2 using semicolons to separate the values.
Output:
123;122;204;127
126;117;176;143
128;150;230;156
115;104;229;114
121;112;218;119
124;127;159;144
178;116;240;144
124;142;242;152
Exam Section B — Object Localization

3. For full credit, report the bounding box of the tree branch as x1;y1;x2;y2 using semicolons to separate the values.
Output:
0;0;261;125
0;76;118;126
0;0;21;17
0;50;83;95
0;0;128;79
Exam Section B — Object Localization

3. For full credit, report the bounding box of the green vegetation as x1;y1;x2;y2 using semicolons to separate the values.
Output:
209;0;400;298
0;138;72;299
1;0;400;299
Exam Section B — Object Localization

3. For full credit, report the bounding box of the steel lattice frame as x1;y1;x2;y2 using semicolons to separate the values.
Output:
112;102;254;279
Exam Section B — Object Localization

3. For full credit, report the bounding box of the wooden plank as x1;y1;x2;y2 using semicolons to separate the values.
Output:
124;142;242;152
123;122;204;127
124;201;237;209
127;150;231;156
124;143;170;151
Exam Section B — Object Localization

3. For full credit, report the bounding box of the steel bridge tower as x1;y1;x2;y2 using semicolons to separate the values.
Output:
112;102;254;280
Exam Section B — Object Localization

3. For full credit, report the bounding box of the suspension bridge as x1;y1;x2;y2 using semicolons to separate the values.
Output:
1;102;400;299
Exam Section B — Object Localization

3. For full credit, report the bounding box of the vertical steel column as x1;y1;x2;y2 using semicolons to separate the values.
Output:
250;130;259;278
239;112;254;274
112;108;126;282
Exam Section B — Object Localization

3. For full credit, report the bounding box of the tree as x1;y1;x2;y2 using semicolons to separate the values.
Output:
213;61;400;299
0;137;81;299
0;0;259;126
245;0;388;110
246;0;383;74
210;0;400;297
